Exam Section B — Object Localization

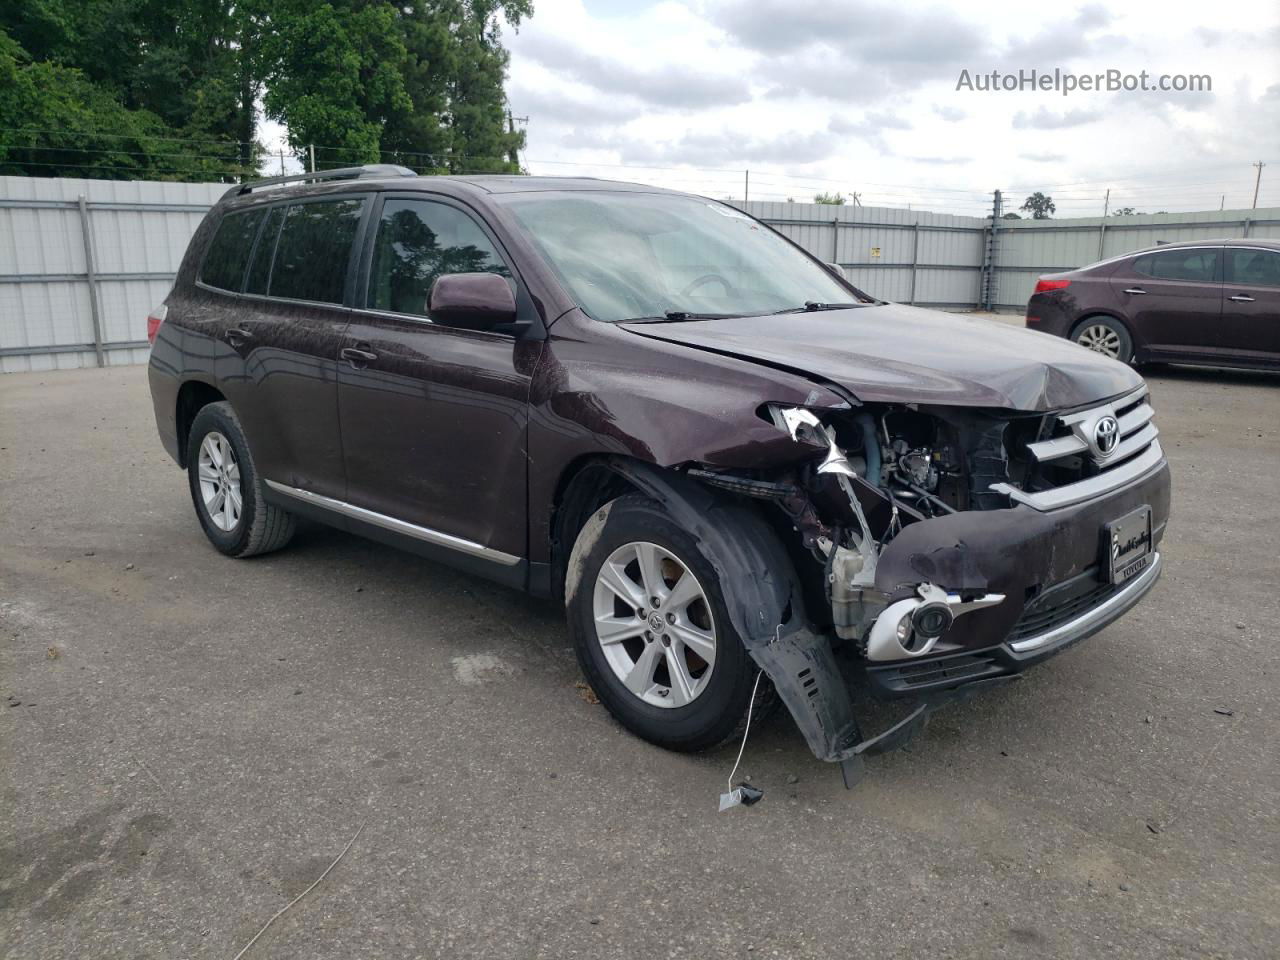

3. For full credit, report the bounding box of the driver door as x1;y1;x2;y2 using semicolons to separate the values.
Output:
337;195;539;560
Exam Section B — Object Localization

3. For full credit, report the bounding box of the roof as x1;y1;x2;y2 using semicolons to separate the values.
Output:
220;166;683;209
1138;237;1280;251
437;175;679;195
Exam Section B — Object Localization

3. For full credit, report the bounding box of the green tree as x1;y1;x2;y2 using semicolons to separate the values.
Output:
261;0;412;167
0;31;244;180
1;0;533;180
814;192;846;205
1020;191;1056;219
2;0;261;177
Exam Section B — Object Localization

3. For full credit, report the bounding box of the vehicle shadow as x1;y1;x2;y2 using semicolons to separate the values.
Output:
1144;363;1279;386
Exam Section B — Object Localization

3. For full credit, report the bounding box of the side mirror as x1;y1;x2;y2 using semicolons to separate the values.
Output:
428;273;518;332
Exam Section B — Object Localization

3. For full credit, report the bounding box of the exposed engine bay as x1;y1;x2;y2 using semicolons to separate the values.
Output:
661;387;1166;785
695;402;1028;663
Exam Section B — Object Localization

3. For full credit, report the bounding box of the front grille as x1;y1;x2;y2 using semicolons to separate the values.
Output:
1008;574;1119;644
992;385;1164;511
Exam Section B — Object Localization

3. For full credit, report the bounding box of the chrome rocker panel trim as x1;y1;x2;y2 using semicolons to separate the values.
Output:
263;480;522;566
1006;551;1162;654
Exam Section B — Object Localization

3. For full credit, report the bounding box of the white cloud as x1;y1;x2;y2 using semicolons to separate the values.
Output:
503;0;1280;212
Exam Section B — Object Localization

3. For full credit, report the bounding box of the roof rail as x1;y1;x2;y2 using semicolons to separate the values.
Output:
222;164;416;200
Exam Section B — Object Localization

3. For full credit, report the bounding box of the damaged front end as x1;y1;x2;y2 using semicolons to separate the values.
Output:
678;389;1170;786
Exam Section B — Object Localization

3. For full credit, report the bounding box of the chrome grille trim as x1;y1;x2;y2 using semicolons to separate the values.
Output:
1027;384;1153;466
992;439;1165;510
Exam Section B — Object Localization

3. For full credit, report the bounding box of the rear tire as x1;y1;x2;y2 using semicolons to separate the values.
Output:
565;493;774;753
186;401;295;558
1070;315;1134;363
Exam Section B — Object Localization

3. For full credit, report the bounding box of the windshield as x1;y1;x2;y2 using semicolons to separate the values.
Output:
495;191;866;322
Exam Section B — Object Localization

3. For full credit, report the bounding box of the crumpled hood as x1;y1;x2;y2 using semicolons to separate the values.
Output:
618;303;1142;411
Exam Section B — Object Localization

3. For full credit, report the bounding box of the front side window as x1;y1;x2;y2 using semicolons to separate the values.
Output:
1133;249;1219;283
495;191;861;323
1225;248;1280;288
268;198;364;304
200;208;265;292
367;199;511;316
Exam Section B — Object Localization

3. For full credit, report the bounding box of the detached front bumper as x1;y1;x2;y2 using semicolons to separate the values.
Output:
865;550;1162;697
861;455;1171;698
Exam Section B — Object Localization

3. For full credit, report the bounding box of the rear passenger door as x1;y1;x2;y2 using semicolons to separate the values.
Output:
1220;247;1280;362
337;195;538;561
217;195;368;499
1109;247;1222;359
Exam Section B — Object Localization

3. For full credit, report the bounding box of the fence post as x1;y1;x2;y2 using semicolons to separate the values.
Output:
831;218;839;264
76;195;106;368
908;222;921;305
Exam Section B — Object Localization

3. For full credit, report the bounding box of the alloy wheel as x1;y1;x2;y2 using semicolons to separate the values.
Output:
591;541;717;708
1076;323;1122;358
197;431;242;532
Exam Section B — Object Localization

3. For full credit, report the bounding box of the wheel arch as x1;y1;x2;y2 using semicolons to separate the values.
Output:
548;454;647;602
175;379;227;468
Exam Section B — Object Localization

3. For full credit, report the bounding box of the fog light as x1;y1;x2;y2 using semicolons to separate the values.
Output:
911;601;954;640
895;615;913;643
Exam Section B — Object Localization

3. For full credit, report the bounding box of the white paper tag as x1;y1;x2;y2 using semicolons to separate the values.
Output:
718;788;744;812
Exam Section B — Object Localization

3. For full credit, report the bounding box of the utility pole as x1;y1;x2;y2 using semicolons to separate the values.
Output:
278;149;285;176
309;144;316;173
981;189;1002;311
1098;189;1110;259
744;170;749;204
506;112;528;169
1252;161;1265;209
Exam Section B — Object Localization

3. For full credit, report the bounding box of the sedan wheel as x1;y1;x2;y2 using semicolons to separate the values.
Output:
1075;322;1123;358
592;540;717;708
197;431;242;532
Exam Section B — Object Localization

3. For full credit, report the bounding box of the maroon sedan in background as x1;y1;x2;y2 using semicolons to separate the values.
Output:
1026;238;1280;369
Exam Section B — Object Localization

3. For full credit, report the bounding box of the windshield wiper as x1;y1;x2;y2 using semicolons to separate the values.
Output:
776;301;862;314
623;311;740;323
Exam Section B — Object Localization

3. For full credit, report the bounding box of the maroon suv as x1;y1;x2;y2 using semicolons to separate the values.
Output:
148;166;1170;785
1027;238;1280;369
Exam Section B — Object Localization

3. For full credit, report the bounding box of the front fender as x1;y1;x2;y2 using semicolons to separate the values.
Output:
527;311;849;563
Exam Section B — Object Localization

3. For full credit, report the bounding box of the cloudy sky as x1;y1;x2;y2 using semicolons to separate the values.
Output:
501;0;1280;216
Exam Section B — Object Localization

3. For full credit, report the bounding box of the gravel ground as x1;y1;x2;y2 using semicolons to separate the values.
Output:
1;349;1278;959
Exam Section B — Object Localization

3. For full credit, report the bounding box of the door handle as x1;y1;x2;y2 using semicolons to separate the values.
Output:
1122;287;1147;295
1229;294;1255;302
225;326;253;346
340;346;378;368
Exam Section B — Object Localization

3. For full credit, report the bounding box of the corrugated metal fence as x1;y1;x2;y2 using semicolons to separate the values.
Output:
737;200;1280;311
0;177;226;373
3;174;1279;372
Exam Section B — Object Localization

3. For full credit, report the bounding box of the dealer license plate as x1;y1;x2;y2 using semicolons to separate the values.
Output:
1106;506;1153;585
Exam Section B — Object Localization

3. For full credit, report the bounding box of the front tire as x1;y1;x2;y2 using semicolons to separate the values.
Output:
565;494;768;752
186;401;295;558
1070;316;1133;363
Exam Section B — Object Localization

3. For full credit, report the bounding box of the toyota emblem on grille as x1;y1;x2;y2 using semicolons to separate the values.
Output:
1094;415;1120;457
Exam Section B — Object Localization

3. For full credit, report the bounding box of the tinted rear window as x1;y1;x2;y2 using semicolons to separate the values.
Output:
1226;248;1280;287
1133;249;1218;283
200;209;265;292
245;206;284;295
268;198;364;304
